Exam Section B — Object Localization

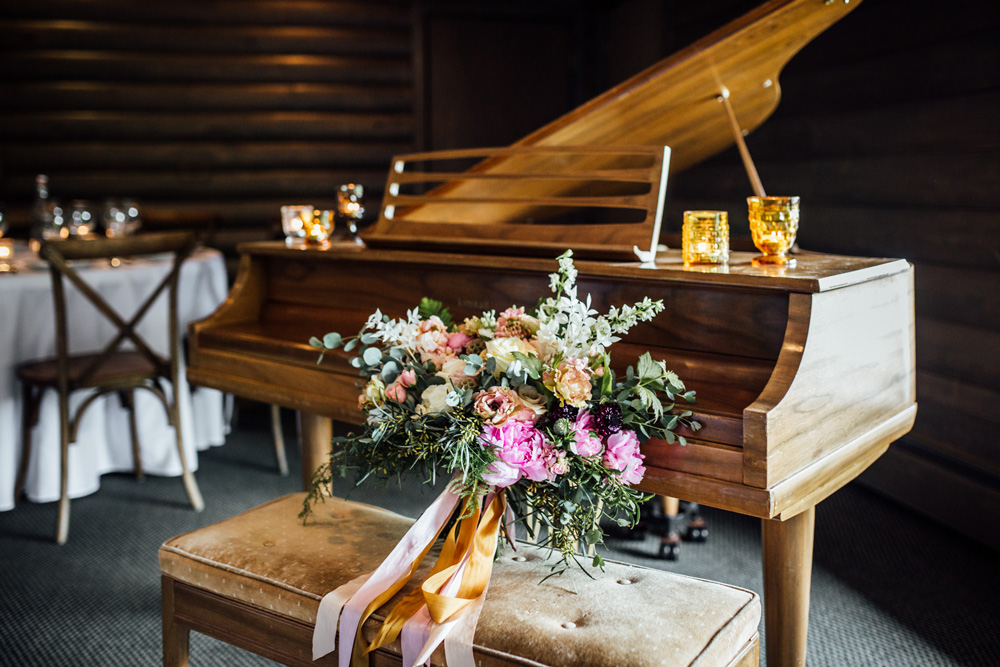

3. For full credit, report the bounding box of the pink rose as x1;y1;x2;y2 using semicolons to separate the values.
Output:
543;357;593;408
447;331;472;353
384;382;407;403
397;369;417;387
480;421;555;484
569;410;603;457
602;429;645;485
474;386;528;426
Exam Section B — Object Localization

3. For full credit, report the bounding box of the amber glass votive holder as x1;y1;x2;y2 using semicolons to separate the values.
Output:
748;196;799;267
682;210;729;266
304;209;334;245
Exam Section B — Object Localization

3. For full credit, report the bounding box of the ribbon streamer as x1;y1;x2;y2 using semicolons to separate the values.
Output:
312;485;507;667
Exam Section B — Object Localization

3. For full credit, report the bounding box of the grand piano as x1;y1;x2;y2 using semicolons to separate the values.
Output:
187;1;916;665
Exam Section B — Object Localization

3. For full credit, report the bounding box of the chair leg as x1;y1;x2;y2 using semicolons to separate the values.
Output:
123;390;145;481
162;576;190;667
270;404;289;476
14;384;40;503
170;403;203;512
57;397;71;545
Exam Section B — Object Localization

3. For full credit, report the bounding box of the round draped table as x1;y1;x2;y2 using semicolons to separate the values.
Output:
0;240;230;512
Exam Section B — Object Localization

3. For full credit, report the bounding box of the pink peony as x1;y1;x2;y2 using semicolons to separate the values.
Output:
569;410;603;457
602;429;645;485
482;459;520;488
480;421;556;486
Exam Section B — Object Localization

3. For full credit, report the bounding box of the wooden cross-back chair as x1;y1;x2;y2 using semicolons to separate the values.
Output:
15;231;204;544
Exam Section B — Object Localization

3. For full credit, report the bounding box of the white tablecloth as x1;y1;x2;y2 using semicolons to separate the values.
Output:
0;242;230;511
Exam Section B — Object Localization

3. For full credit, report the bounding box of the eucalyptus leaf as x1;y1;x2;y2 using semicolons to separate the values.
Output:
344;339;358;352
362;346;382;366
309;336;324;349
323;332;343;349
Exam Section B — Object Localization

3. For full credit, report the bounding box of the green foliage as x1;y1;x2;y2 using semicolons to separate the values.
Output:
419;297;453;328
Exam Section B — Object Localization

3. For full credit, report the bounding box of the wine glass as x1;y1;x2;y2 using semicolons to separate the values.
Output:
121;198;142;236
337;183;365;244
103;199;127;237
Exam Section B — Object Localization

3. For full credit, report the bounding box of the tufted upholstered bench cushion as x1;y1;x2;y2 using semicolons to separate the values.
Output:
159;493;760;667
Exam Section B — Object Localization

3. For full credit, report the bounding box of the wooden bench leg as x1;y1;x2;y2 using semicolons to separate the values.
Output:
162;576;190;667
762;506;815;667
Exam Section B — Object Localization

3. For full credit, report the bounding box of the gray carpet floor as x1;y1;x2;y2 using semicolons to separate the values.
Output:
1;417;998;666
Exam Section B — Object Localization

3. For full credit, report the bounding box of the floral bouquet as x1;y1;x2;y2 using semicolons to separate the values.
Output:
304;251;699;666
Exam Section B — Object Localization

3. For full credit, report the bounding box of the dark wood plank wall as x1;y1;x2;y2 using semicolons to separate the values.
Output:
0;0;417;260
1;0;995;548
661;0;1000;551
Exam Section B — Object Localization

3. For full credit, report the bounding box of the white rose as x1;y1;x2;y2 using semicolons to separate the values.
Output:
416;384;452;415
516;384;547;417
437;356;476;388
485;337;538;373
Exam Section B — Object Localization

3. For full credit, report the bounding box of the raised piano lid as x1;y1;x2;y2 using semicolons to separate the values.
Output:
362;0;864;260
520;0;862;171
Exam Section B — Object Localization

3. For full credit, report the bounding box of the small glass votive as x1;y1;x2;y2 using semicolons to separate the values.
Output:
280;205;313;246
682;210;729;266
303;209;334;245
0;239;14;273
748;196;799;267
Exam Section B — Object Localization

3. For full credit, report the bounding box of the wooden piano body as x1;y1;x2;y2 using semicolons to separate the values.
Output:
190;244;915;524
187;1;916;665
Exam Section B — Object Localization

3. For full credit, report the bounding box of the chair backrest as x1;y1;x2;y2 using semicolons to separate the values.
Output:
39;231;197;390
362;145;671;262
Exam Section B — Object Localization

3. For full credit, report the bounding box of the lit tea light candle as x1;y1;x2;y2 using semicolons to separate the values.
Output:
0;240;12;259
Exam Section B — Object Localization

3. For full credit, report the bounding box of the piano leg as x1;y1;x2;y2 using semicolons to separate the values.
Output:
299;412;332;490
762;506;815;667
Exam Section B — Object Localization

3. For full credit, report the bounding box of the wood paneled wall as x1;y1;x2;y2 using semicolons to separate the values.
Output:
663;0;1000;550
1;0;995;548
0;0;417;255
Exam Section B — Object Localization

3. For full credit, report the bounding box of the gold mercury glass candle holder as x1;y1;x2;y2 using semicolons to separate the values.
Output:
748;196;800;267
682;210;729;266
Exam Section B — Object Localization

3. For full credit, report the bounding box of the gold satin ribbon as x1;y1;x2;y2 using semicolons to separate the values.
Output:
361;491;507;660
348;514;457;667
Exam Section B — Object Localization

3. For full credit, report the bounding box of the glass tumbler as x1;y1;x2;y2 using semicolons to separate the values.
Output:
682;210;729;266
748;196;800;267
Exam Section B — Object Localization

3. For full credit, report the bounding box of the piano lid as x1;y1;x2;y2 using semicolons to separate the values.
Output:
519;0;863;172
362;0;863;260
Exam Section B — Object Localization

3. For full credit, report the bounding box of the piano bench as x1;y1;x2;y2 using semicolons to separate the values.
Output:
159;493;760;667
